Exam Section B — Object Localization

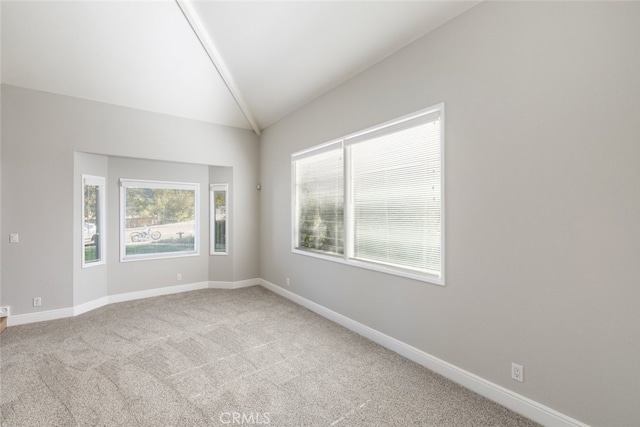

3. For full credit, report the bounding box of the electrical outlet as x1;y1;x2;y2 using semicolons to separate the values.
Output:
33;297;42;307
9;233;19;244
286;277;291;287
177;273;182;281
0;306;9;317
512;363;524;382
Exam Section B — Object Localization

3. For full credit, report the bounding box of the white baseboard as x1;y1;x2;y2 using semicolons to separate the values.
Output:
209;278;260;290
208;281;234;289
6;279;260;327
259;279;589;427
109;281;210;304
6;277;587;427
7;307;75;326
74;296;110;317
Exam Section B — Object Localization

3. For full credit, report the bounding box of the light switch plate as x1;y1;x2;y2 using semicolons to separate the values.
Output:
9;233;19;244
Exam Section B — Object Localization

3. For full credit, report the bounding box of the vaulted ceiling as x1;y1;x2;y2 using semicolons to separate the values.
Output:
1;1;479;134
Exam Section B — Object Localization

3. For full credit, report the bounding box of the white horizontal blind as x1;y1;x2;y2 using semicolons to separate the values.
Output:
347;112;441;275
294;145;344;255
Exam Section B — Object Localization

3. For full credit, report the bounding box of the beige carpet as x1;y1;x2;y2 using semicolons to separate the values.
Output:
0;286;539;426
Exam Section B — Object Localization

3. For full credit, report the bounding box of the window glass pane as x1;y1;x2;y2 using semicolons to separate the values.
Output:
122;183;198;260
350;116;441;274
295;148;344;255
212;186;228;254
83;184;101;263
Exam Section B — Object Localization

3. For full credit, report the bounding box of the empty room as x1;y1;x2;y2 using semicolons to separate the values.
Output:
1;1;638;426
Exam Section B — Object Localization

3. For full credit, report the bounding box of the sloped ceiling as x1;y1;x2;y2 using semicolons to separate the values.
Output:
1;0;479;133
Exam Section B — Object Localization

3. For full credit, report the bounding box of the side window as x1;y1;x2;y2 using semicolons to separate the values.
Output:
82;175;106;267
210;183;229;255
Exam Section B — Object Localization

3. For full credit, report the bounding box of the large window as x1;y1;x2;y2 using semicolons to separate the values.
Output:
292;105;444;284
82;175;106;267
120;179;199;261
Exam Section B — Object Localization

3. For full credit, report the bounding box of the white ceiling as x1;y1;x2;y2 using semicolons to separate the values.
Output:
1;1;479;133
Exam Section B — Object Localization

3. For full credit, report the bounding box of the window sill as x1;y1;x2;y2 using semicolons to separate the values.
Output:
120;251;200;263
82;260;106;269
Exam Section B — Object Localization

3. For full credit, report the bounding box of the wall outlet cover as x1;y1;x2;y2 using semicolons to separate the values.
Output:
512;363;524;382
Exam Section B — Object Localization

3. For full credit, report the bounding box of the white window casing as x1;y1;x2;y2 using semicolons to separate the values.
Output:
210;183;229;255
82;174;106;268
119;179;200;262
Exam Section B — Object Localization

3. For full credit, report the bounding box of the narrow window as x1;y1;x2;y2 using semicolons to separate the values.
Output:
210;183;229;255
82;175;106;267
120;179;199;262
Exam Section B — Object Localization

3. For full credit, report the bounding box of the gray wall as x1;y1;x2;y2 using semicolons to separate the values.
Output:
259;3;640;426
73;152;109;306
2;85;259;315
106;157;210;296
2;86;75;315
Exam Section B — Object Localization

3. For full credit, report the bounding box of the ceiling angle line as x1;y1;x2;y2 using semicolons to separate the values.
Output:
175;0;262;135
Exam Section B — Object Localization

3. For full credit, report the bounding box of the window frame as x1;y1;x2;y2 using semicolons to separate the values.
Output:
119;178;200;262
291;104;445;285
210;183;229;256
82;174;106;268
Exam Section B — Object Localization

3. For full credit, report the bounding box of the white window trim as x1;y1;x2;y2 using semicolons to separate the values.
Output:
119;178;200;262
210;183;229;255
290;104;445;286
82;174;106;268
